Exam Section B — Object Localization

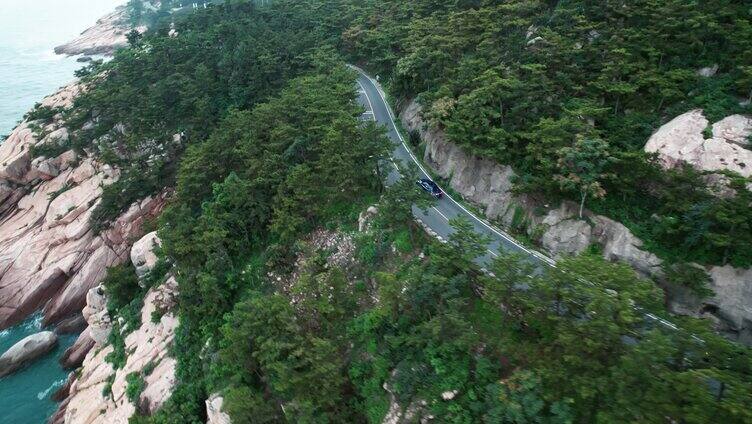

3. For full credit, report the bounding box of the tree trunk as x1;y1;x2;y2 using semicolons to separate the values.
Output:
579;191;587;219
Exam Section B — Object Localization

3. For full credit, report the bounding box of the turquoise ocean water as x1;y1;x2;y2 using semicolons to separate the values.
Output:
0;1;124;422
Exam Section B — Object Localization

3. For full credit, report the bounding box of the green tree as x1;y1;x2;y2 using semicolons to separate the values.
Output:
555;137;617;218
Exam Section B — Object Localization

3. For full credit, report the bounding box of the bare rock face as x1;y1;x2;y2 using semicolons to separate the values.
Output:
381;377;429;424
644;110;752;178
0;83;168;335
206;393;232;424
0;331;58;377
54;8;146;57
705;266;752;343
60;329;96;370
81;285;111;346
130;231;160;279
62;277;179;423
402;100;523;227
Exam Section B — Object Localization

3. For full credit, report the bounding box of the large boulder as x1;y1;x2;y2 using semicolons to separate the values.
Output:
82;285;111;346
644;110;752;178
540;203;593;255
591;215;663;277
0;331;58;377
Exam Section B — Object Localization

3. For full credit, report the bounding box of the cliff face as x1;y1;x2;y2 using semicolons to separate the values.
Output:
401;99;752;344
0;84;167;332
52;273;179;424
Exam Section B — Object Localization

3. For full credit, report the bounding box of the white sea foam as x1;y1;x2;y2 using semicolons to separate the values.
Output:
22;314;44;332
37;378;66;400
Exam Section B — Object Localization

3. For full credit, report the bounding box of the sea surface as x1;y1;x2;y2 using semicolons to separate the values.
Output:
0;1;124;422
0;0;125;135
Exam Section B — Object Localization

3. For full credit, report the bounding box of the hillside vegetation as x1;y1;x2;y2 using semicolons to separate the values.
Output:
343;0;752;267
47;1;752;423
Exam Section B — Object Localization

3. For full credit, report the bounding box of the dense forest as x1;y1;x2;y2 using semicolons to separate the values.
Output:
36;0;752;422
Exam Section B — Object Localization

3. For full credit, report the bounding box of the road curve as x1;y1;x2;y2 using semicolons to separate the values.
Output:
353;70;697;336
353;67;555;269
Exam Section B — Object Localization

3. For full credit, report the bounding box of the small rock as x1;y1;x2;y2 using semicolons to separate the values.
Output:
441;390;458;401
76;56;93;63
697;64;719;77
0;331;58;377
358;206;379;232
206;393;232;424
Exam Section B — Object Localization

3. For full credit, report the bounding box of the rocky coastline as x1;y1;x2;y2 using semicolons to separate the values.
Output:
0;7;183;423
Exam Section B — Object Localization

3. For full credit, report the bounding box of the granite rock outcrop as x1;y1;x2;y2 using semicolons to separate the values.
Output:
0;83;168;332
55;277;179;424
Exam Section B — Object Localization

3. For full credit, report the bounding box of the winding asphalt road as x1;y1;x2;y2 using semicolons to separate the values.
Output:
353;68;555;270
354;69;696;335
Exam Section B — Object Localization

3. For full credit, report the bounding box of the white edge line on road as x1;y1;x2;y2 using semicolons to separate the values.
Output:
487;249;499;258
352;66;555;268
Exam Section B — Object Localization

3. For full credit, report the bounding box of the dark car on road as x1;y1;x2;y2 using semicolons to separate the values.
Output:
417;178;443;199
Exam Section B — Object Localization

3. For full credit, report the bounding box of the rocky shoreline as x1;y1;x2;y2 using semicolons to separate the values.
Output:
0;80;168;332
0;7;183;423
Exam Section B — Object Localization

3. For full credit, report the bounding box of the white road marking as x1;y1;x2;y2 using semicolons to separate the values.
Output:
356;80;376;121
432;207;449;221
352;65;556;268
487;249;499;258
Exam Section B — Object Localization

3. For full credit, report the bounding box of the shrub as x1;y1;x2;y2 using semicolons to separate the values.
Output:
126;372;145;403
102;264;140;313
24;104;63;124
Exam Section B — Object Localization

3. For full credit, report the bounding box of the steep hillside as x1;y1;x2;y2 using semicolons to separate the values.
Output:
3;1;750;423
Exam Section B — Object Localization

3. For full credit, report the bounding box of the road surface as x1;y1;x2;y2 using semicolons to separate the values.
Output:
353;68;555;269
